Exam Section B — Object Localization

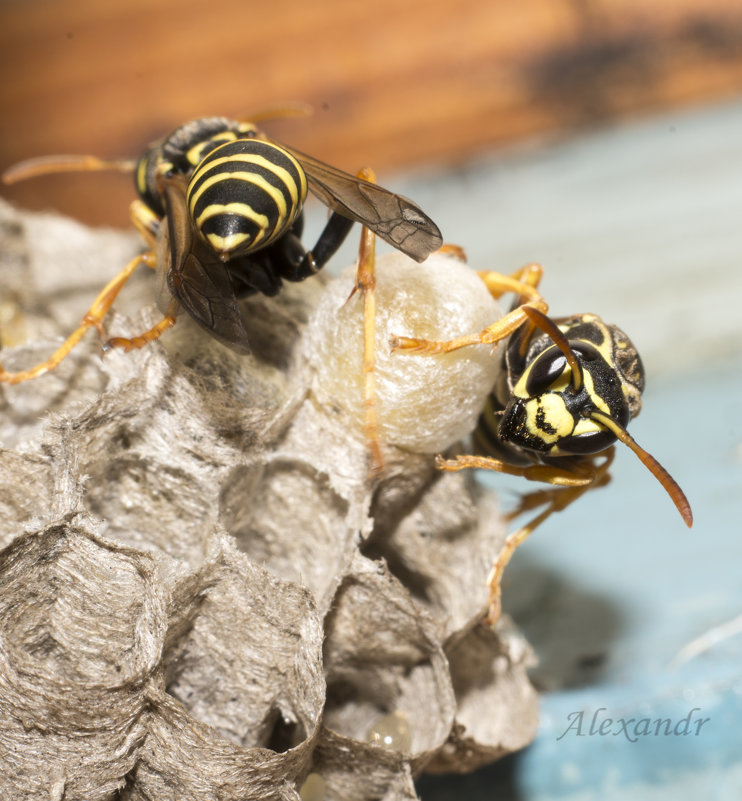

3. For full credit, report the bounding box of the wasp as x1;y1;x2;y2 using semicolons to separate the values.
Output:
1;115;442;384
392;262;693;624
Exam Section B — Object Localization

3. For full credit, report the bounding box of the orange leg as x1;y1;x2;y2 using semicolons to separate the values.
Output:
104;298;178;353
0;199;175;384
477;262;544;301
103;200;179;351
438;448;615;625
0;251;156;384
435;243;467;261
390;264;548;355
345;167;384;475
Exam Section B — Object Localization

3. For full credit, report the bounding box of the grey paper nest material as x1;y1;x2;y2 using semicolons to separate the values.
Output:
0;199;538;801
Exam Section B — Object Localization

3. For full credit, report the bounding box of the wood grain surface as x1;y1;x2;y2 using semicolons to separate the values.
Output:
2;0;742;226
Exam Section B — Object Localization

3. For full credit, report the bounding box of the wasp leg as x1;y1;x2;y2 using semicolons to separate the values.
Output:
104;298;178;353
390;265;548;355
354;176;384;475
92;199;179;352
436;453;595;486
280;212;355;283
391;293;549;355
478;263;544;302
436;243;467;261
100;202;177;351
438;448;614;625
0;251;156;384
339;168;384;474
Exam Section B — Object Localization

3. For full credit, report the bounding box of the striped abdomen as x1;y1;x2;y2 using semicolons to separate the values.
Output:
186;139;308;259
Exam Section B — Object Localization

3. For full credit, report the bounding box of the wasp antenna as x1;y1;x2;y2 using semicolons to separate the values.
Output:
589;409;693;527
239;102;314;125
522;306;584;392
2;155;136;185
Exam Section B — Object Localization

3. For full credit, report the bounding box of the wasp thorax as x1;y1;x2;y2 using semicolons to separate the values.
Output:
185;138;308;259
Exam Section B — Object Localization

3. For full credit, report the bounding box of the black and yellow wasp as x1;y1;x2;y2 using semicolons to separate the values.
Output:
1;115;441;383
393;262;692;624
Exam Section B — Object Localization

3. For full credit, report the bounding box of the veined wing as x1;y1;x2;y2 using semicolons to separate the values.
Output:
282;145;442;263
159;175;251;353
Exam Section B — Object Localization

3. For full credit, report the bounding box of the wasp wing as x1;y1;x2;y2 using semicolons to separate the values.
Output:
158;175;252;353
281;146;442;263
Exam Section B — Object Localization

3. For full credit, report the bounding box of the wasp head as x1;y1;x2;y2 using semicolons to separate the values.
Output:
500;314;644;458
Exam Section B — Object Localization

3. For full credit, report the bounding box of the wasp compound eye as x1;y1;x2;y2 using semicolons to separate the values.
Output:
524;346;567;397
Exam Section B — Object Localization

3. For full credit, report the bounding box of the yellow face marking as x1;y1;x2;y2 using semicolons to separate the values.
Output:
513;345;615;450
523;394;574;445
572;417;603;436
582;369;611;416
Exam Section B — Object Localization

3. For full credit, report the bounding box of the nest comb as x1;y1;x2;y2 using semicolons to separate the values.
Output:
0;200;538;801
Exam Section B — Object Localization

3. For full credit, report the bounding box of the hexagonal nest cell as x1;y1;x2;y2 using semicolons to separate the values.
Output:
0;200;538;801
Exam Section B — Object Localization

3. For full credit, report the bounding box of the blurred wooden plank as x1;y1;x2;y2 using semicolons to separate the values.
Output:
2;0;742;227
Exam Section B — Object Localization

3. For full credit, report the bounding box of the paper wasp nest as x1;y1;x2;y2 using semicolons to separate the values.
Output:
0;199;538;801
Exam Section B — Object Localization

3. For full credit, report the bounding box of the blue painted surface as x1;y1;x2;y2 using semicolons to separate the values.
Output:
510;357;742;798
417;358;742;800
407;101;742;799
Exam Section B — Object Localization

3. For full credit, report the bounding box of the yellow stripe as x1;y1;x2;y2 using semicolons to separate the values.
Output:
559;314;614;367
582;370;611;416
205;230;252;253
189;170;289;226
280;147;308;202
136;157;148;196
190;152;302;207
197;202;269;251
186;132;238;167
